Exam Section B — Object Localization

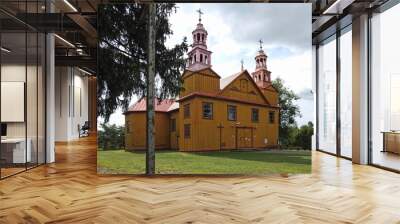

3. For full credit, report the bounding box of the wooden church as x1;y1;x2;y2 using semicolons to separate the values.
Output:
124;12;279;152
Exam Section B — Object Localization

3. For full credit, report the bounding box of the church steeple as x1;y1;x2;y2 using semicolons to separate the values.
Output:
251;40;271;88
186;9;212;71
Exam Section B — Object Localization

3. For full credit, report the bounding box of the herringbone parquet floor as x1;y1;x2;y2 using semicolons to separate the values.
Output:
1;135;400;224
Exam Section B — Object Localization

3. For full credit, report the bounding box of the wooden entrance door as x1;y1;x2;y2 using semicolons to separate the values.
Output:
237;128;252;149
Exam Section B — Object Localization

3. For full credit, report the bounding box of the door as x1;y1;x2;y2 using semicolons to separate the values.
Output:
237;128;252;149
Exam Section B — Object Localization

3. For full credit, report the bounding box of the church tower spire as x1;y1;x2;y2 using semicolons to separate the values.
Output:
251;40;271;88
186;9;212;71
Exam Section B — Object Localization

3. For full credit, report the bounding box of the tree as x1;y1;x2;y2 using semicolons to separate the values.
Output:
271;78;301;146
98;123;125;150
146;4;156;174
294;122;314;150
97;3;188;122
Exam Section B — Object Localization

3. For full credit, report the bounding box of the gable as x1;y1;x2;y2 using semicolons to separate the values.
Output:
219;71;270;105
263;83;278;93
182;67;221;80
180;67;221;97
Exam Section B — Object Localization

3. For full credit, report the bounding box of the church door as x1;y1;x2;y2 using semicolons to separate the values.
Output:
237;127;252;149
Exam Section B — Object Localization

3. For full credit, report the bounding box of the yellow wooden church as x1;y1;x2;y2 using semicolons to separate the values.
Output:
124;13;279;152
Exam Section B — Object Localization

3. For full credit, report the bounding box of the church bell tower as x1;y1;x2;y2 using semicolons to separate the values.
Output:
186;9;212;71
251;40;271;88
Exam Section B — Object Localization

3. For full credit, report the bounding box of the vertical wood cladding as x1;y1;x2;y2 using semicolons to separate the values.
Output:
125;69;279;152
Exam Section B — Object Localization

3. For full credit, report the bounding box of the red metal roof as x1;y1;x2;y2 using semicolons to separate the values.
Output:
126;97;176;113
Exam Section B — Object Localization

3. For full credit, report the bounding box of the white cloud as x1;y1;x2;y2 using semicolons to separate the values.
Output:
107;3;313;126
269;50;312;92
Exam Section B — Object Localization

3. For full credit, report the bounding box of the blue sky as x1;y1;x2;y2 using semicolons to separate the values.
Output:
101;3;314;127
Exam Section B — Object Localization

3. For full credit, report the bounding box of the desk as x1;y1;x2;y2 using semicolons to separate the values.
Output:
1;138;31;164
382;131;400;154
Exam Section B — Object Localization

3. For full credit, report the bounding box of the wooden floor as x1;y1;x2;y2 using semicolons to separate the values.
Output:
373;151;400;171
1;136;400;223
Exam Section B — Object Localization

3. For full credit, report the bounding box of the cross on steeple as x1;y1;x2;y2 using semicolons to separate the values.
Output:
259;39;263;50
196;8;203;22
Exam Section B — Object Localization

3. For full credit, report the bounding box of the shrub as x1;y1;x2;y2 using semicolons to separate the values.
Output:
98;123;125;150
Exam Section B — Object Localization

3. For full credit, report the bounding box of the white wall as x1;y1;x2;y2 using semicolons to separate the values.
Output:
1;64;42;138
55;67;89;141
1;62;46;164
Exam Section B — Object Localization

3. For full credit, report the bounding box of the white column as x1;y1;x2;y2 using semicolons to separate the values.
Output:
46;0;55;163
352;14;369;164
46;33;55;163
312;45;317;150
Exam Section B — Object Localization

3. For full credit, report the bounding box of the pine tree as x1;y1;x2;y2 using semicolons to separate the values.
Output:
97;3;188;121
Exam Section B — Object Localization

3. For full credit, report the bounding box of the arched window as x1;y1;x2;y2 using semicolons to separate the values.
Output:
201;34;204;42
197;33;200;42
259;75;261;80
200;54;203;62
205;55;208;64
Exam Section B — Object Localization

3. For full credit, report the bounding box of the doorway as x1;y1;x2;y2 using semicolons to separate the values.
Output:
236;127;253;149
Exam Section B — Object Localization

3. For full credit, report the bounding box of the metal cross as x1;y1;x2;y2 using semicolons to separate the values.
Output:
259;39;263;49
197;8;203;22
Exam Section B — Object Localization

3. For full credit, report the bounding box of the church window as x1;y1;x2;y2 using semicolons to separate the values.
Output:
227;105;237;121
200;54;203;62
184;104;190;118
194;54;197;62
269;111;275;124
184;124;191;138
197;33;200;42
202;102;213;119
201;34;204;42
252;108;259;122
205;55;208;64
259;75;261;81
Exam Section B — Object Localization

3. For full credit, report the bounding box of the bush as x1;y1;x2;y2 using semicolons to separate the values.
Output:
280;122;313;150
293;122;314;150
98;123;125;150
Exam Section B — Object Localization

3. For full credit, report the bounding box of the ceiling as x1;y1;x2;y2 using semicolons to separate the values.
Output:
0;0;395;74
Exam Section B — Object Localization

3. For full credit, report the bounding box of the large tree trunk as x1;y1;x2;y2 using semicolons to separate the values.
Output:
146;3;156;175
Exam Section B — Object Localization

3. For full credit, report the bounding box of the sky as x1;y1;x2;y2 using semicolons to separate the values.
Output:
101;3;314;127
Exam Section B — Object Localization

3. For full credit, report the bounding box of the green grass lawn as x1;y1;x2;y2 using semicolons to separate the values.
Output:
97;149;311;175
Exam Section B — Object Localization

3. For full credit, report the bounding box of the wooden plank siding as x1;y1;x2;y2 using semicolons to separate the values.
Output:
219;74;268;105
125;68;279;152
125;112;171;151
178;96;279;151
180;69;220;98
261;86;279;106
169;110;179;150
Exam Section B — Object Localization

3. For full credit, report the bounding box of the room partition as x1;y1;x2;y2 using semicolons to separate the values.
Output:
0;1;47;179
